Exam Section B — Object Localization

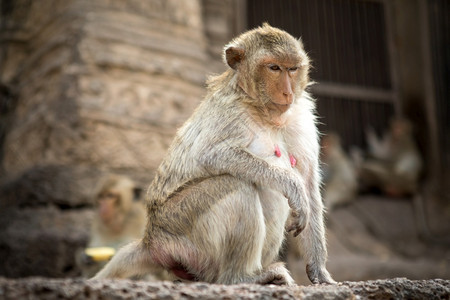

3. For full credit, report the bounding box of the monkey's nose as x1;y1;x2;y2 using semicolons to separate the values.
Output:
283;89;292;95
282;93;293;104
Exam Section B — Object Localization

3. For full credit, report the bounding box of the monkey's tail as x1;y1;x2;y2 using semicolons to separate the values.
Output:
91;240;155;279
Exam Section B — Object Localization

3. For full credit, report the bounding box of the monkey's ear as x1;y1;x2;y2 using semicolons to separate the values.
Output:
133;187;142;202
225;47;245;70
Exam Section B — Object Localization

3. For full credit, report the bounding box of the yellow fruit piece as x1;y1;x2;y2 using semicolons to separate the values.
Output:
85;247;116;262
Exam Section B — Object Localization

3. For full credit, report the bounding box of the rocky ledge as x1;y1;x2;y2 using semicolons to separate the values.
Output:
0;277;448;299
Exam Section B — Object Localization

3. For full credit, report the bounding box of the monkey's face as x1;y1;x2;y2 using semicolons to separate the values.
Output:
97;191;120;224
390;119;411;139
225;24;310;117
256;56;303;114
320;134;340;160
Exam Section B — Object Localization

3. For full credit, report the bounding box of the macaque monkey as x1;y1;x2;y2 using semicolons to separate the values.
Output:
93;24;335;285
360;118;423;197
78;174;146;277
321;133;358;210
89;175;145;248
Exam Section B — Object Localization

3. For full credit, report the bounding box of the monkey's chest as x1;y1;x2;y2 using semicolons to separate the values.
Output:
248;133;297;171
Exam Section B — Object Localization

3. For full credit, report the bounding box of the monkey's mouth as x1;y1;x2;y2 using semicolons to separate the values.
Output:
270;102;291;113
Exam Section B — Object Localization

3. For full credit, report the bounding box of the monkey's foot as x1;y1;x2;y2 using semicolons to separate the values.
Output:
257;263;296;286
306;263;336;285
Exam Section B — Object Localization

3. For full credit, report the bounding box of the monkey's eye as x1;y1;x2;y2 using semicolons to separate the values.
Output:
288;67;299;73
269;65;281;71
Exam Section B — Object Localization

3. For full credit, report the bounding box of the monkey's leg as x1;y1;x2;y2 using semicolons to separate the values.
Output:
256;188;295;286
199;178;294;285
178;175;266;284
259;188;290;266
91;240;157;279
158;175;292;285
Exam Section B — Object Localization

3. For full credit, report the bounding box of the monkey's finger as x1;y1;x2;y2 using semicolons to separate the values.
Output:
293;228;303;237
286;224;304;236
290;210;300;218
286;223;298;231
286;224;295;232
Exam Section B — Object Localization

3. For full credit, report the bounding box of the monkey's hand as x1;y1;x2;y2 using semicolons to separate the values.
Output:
284;177;310;237
306;263;336;284
286;211;307;237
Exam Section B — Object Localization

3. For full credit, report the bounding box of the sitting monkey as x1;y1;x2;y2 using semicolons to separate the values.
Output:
361;118;423;197
93;24;335;285
321;133;358;210
78;174;146;277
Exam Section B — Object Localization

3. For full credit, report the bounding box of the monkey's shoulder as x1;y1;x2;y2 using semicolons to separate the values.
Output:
177;101;252;144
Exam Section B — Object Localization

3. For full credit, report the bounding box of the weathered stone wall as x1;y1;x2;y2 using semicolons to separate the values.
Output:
0;0;217;183
74;0;210;182
1;0;84;175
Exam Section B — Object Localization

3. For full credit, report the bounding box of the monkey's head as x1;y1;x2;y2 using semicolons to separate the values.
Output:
224;23;310;114
321;133;340;153
95;175;142;225
390;117;412;139
320;132;344;162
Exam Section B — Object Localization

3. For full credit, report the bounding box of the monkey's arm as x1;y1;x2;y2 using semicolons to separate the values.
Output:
285;105;336;284
300;166;335;284
198;143;310;234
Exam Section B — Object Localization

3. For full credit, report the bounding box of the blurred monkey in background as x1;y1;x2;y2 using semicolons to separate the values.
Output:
360;118;423;197
89;174;145;248
78;174;147;277
321;133;358;210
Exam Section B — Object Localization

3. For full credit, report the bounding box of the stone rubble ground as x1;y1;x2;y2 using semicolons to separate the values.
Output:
0;277;448;300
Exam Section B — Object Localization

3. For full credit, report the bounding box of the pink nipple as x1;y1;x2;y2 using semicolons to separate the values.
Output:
289;154;297;168
274;145;281;157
